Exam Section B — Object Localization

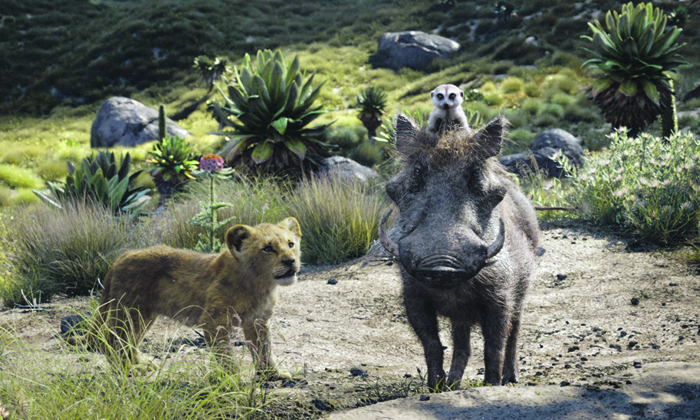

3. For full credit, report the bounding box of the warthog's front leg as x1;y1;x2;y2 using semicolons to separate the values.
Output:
502;310;522;384
480;308;510;386
404;291;446;390
447;320;472;389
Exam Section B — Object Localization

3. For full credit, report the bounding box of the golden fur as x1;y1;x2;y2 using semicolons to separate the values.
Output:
86;217;302;378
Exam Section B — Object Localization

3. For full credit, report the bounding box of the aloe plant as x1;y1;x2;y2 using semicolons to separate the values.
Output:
34;151;149;216
357;86;388;144
581;2;686;138
147;135;199;203
209;49;331;178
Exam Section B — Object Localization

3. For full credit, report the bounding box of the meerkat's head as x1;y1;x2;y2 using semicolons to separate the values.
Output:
431;84;464;111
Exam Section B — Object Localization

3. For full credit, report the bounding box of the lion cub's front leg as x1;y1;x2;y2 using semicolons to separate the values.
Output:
243;318;291;380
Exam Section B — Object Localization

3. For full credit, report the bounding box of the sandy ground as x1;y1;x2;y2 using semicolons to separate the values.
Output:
1;219;698;418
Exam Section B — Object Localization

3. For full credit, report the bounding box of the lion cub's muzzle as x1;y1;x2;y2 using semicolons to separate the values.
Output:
274;258;299;286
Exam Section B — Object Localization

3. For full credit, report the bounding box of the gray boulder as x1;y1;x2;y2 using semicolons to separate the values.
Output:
500;129;584;178
320;156;379;183
91;97;191;148
371;31;460;70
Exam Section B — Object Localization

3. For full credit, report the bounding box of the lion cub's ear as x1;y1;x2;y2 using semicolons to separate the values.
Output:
279;217;302;237
226;225;253;253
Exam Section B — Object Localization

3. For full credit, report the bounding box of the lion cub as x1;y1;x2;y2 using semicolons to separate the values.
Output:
87;217;301;378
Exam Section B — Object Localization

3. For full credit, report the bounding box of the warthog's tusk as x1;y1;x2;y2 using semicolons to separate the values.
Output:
379;208;400;256
486;219;505;260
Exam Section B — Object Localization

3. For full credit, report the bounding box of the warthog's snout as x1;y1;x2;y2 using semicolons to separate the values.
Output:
380;209;505;288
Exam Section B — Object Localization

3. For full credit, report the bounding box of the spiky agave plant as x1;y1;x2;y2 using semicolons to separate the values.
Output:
209;49;331;178
581;2;686;138
357;86;388;143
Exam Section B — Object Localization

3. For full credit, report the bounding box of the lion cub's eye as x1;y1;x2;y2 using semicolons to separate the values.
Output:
288;242;294;249
262;245;275;253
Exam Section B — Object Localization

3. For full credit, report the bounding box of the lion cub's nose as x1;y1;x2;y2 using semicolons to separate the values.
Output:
282;258;296;267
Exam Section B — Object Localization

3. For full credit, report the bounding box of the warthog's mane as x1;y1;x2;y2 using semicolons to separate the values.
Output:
399;128;503;169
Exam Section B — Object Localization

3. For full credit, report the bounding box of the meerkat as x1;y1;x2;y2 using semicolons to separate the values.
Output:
428;84;470;133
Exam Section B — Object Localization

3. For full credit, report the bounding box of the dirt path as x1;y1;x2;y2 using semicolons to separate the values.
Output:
1;220;698;418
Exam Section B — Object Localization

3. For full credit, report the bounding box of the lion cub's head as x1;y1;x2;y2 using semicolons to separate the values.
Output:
225;217;302;286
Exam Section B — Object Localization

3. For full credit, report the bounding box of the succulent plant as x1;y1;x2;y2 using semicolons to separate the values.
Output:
34;151;149;216
194;55;230;92
581;2;686;138
356;86;388;143
146;135;199;202
209;49;331;178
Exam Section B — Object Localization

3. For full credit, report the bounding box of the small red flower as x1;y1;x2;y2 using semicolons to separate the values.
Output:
199;154;224;172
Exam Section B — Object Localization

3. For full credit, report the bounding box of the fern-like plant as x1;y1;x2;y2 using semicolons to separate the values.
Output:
357;86;388;143
209;49;331;178
34;151;149;216
147;136;198;202
581;2;686;138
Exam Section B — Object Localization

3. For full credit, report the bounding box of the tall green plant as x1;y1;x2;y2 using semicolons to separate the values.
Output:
581;2;686;138
33;151;149;216
209;49;331;178
147;136;199;203
357;86;388;143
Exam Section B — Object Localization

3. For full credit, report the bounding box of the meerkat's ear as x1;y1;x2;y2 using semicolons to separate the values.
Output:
226;225;252;254
459;89;464;98
279;217;302;237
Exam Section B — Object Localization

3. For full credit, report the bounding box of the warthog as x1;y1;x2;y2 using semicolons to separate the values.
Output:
379;114;540;389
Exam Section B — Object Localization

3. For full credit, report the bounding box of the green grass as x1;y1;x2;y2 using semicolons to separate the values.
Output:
0;317;269;419
0;164;44;190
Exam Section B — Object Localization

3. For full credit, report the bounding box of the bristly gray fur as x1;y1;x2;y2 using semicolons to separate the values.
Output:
383;113;539;390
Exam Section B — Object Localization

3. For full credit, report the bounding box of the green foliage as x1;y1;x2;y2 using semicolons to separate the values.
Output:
501;76;524;94
210;49;331;177
147;136;199;183
193;55;230;91
33;151;150;216
0;324;269;418
581;2;686;137
568;129;700;244
0;164;44;190
285;175;388;264
1;201;151;305
187;162;237;254
356;86;388;119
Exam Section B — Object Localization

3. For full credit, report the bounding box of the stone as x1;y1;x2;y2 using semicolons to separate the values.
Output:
90;97;191;148
370;31;460;71
500;128;584;178
320;156;379;183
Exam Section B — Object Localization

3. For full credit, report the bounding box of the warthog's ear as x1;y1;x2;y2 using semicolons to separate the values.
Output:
474;115;507;159
226;225;252;253
394;113;418;154
279;217;302;237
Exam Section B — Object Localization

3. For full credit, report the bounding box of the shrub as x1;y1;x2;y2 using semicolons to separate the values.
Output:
521;98;543;116
0;164;44;190
523;82;542;98
283;174;388;264
348;142;384;167
501;76;524;94
538;103;565;119
568;129;700;243
323;126;362;150
483;90;504;106
210;49;331;178
2;201;151;306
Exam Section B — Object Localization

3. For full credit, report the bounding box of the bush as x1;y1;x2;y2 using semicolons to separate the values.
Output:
569;129;700;243
521;98;543;116
501;77;524;94
523;82;542;97
284;174;388;264
2;201;152;306
0;164;44;190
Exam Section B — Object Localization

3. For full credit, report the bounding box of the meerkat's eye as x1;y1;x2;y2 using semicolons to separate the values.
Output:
449;93;456;100
262;245;275;253
437;94;444;100
288;242;294;249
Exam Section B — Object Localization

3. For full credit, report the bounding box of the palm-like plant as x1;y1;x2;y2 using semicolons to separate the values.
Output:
357;86;388;144
146;135;199;202
581;2;686;138
209;49;331;178
34;151;149;216
193;55;230;92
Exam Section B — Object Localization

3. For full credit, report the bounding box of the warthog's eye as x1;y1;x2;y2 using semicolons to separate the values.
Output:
262;245;275;253
288;242;294;249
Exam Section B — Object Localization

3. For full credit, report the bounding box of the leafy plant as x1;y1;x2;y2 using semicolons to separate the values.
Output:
209;49;331;178
356;86;388;143
193;55;230;92
33;151;150;216
147;135;199;202
568;129;700;244
187;154;237;253
581;2;686;138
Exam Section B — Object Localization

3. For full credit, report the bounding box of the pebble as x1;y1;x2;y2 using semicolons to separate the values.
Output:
419;394;430;401
350;367;368;377
327;278;338;285
560;381;570;387
633;361;642;368
556;274;568;281
631;298;640;306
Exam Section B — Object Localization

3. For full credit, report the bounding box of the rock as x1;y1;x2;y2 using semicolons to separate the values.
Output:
500;128;584;178
90;97;191;148
370;31;460;70
60;314;88;338
327;278;338;285
320;156;379;182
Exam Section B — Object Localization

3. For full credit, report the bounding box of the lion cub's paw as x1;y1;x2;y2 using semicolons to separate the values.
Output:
258;368;292;382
